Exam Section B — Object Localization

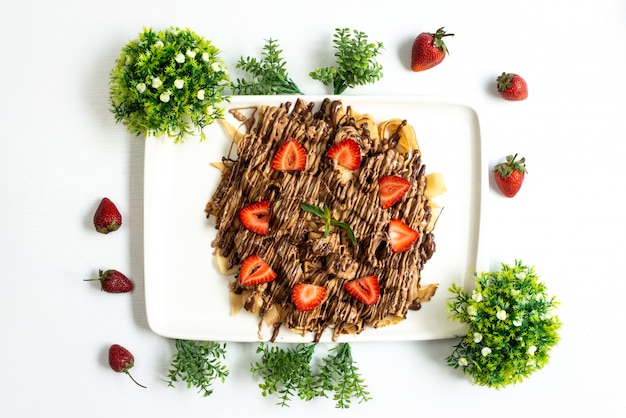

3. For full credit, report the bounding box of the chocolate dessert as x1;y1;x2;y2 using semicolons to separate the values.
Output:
205;98;441;342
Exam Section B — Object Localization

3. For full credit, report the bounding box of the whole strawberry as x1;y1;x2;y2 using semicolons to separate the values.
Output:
496;72;528;101
108;344;146;388
93;197;122;234
85;269;133;293
494;154;527;198
411;27;454;72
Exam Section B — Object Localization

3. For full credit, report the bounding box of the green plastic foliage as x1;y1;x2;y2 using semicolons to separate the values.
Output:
447;260;562;389
109;26;230;142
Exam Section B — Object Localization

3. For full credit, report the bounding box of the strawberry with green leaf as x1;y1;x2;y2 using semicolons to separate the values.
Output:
496;72;528;101
411;27;454;72
84;269;133;293
494;154;527;197
108;344;146;388
93;197;122;234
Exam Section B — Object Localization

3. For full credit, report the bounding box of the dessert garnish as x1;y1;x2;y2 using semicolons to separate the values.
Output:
300;202;357;245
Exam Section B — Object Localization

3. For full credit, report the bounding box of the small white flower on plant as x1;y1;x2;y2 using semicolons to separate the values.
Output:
515;271;527;280
211;62;221;72
513;318;523;327
186;49;196;59
197;89;205;100
467;305;478;316
458;357;468;367
151;77;163;89
154;40;164;47
528;345;537;356
136;83;146;93
174;79;185;89
473;332;483;343
159;91;171;103
471;291;483;302
496;310;507;321
202;52;210;62
481;347;492;357
175;53;185;64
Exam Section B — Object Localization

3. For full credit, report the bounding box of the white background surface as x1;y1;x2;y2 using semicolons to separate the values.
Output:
1;0;624;416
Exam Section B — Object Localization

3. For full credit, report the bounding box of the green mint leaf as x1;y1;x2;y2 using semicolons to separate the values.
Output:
330;219;357;245
300;202;327;219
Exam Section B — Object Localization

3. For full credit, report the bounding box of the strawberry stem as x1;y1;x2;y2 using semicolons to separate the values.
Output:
125;371;147;388
432;27;454;54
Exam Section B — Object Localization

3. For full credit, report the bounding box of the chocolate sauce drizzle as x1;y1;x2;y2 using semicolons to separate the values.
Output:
206;98;436;342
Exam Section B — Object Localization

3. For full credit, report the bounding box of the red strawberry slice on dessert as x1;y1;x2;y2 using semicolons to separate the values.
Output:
238;255;277;286
344;275;380;305
271;138;307;171
388;219;419;252
292;283;326;311
238;200;270;235
378;175;411;209
326;138;361;170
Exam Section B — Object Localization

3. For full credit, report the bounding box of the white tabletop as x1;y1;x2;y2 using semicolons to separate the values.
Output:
1;0;625;416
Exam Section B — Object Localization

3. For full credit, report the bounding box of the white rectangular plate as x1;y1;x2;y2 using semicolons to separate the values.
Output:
144;95;485;342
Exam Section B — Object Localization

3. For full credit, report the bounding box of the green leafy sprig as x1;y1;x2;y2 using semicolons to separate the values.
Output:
250;343;321;406
109;26;231;142
300;202;357;245
166;339;229;397
310;28;384;95
233;39;304;95
317;343;372;409
250;342;371;408
446;260;561;389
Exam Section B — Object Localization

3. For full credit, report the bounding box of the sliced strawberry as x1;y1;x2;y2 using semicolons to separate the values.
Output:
238;255;277;286
378;175;411;209
292;283;326;312
271;138;307;171
344;275;380;305
326;138;361;170
388;219;419;252
238;200;270;235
